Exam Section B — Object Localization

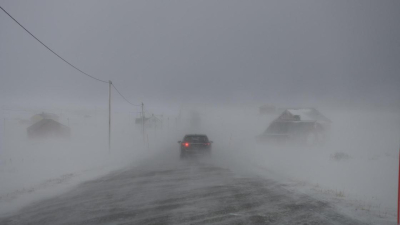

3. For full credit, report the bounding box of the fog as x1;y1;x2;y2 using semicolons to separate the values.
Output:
3;105;398;219
1;0;399;108
0;0;399;223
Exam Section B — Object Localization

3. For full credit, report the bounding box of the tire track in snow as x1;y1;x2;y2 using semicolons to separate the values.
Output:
0;158;368;225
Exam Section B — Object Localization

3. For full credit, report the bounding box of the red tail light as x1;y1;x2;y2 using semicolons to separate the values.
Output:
184;143;189;147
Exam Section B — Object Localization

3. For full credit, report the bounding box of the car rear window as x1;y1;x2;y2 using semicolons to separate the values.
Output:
184;136;208;143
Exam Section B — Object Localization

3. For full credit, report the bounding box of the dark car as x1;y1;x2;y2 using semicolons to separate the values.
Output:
178;134;212;158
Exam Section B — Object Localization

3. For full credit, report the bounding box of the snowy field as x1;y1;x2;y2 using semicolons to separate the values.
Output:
200;107;400;224
0;106;399;224
0;110;163;215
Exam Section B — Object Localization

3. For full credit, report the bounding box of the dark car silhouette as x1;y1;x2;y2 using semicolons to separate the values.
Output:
178;134;212;159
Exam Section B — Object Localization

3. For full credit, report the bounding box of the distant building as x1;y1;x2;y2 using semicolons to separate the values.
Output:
27;119;70;139
258;108;331;145
276;108;331;129
30;112;59;123
135;114;162;129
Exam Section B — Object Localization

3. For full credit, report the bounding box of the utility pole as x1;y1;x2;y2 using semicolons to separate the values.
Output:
109;80;112;152
142;102;145;143
395;114;400;225
3;118;5;152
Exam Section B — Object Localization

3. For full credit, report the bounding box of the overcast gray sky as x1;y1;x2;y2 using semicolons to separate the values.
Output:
1;0;399;111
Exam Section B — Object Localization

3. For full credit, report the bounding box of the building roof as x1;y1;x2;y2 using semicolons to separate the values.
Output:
135;114;162;124
280;108;331;123
34;112;58;118
27;119;69;132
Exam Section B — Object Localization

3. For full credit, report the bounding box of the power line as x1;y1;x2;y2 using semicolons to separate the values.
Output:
0;6;108;84
1;6;143;109
111;83;141;107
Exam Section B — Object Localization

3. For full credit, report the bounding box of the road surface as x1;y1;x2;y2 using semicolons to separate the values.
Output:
0;152;367;225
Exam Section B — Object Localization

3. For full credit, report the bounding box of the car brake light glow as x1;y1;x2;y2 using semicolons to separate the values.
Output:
184;143;189;147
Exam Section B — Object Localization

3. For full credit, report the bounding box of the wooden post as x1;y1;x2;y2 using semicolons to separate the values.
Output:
397;148;400;224
109;80;112;152
147;134;149;150
3;118;5;152
142;102;145;143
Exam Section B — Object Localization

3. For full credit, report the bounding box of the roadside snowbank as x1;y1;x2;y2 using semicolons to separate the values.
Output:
206;108;399;224
0;112;157;216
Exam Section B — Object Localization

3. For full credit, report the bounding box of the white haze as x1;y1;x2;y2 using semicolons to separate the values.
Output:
0;0;399;223
2;104;399;220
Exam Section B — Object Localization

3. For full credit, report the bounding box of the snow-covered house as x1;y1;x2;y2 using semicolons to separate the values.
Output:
30;112;59;123
258;108;331;145
27;119;70;139
276;108;331;129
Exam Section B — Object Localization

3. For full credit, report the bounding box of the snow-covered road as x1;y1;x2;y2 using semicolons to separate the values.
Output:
0;153;368;225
